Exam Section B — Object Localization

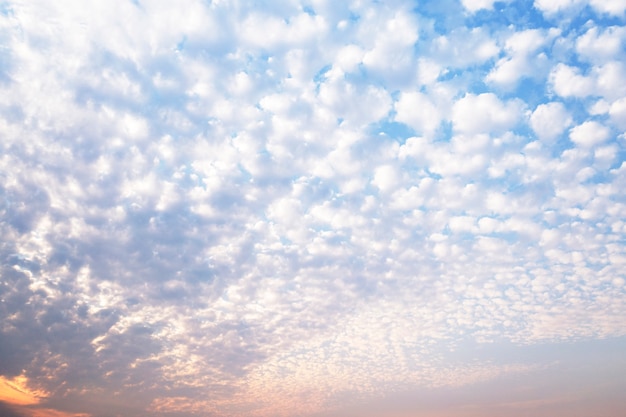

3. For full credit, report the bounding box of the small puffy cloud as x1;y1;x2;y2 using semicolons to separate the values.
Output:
505;29;552;54
588;99;611;115
576;26;626;63
589;0;626;16
449;215;477;233
452;93;523;134
609;97;626;129
372;164;400;194
477;216;500;234
549;63;595;97
460;0;499;12
398;136;433;164
394;91;442;137
334;44;365;73
431;27;500;69
318;80;392;125
486;29;557;88
361;10;419;86
239;11;327;48
569;120;611;147
550;61;626;101
594;61;626;101
533;0;584;16
530;102;573;141
417;58;443;85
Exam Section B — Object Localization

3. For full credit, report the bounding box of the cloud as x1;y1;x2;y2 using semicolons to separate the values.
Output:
589;0;626;16
0;402;25;417
359;8;420;87
452;93;523;134
549;63;595;97
486;28;559;89
533;0;585;16
609;97;626;129
1;1;625;417
429;27;500;69
576;26;626;63
530;102;573;141
0;376;46;406
569;120;611;148
394;92;442;137
460;0;501;12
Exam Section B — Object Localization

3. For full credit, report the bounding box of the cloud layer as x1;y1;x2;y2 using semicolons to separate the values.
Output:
1;1;625;416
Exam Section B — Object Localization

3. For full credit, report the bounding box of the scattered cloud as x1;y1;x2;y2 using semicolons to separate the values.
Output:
1;1;625;417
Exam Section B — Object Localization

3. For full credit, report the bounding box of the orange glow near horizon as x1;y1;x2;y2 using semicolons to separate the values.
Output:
0;375;91;417
0;375;47;406
28;408;91;417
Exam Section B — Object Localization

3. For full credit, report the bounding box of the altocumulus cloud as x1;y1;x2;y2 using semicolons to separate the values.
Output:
1;1;625;417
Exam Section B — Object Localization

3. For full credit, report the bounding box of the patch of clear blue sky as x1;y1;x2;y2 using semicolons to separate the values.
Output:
466;1;549;29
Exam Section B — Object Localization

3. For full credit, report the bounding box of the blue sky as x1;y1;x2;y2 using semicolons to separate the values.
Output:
1;1;625;416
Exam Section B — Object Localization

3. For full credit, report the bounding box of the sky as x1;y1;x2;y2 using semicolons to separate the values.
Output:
0;0;625;416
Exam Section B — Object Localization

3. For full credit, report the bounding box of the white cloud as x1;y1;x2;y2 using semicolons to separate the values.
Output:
569;120;611;148
394;91;442;137
588;99;611;115
431;27;500;69
452;93;523;134
334;44;365;73
460;0;501;12
594;61;626;101
576;26;626;63
549;63;595;97
417;58;443;86
533;0;584;16
549;60;626;101
239;11;327;48
530;102;573;141
609;97;626;129
372;164;400;193
318;80;392;125
486;29;558;88
589;0;626;15
360;9;419;86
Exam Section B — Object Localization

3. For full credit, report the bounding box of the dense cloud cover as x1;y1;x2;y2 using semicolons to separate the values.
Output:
1;1;625;416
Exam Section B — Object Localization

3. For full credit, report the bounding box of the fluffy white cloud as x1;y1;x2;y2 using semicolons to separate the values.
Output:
576;26;626;63
360;9;419;87
372;164;401;193
452;93;523;134
239;11;328;48
609;97;626;129
550;60;626;101
569;120;611;147
429;27;500;71
334;44;365;73
589;0;626;15
533;0;584;16
394;91;442;137
549;63;595;97
530;102;573;141
461;0;501;12
594;61;626;101
486;28;557;88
